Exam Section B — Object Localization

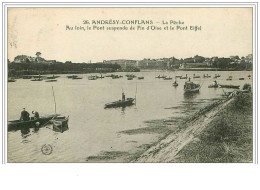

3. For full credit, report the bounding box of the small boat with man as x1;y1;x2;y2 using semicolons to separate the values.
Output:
208;80;219;88
155;75;166;79
193;74;201;79
172;80;178;87
184;78;201;93
105;92;135;108
164;76;172;80
180;74;188;79
203;74;211;78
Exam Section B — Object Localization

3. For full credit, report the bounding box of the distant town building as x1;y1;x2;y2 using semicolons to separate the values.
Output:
13;52;56;64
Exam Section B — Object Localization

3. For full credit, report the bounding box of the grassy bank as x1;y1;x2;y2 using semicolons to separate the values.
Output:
176;93;253;163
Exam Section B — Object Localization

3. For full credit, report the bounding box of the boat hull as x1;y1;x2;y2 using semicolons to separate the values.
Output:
8;114;57;131
219;85;240;89
105;98;135;108
184;88;200;92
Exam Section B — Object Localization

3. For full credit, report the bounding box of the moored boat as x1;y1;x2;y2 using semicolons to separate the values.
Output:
218;84;240;89
155;75;166;79
203;74;211;78
46;75;60;79
45;79;57;82
180;74;188;79
193;74;200;78
67;75;78;78
31;77;43;81
72;77;83;80
213;74;221;78
164;77;172;80
52;116;69;133
96;75;104;79
88;75;97;80
126;74;136;78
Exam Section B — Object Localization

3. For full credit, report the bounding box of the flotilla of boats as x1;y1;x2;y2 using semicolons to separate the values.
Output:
8;72;251;135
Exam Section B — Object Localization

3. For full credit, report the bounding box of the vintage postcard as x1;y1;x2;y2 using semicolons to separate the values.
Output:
6;6;254;163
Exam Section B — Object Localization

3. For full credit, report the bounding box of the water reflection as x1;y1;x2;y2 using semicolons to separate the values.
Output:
183;91;200;101
33;126;40;133
20;127;30;138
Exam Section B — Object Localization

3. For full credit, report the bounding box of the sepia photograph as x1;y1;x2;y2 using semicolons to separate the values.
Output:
6;6;254;163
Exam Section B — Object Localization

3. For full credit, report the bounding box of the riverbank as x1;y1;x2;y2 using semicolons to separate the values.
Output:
132;92;253;163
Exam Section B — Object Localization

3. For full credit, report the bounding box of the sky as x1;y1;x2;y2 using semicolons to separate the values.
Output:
8;8;252;63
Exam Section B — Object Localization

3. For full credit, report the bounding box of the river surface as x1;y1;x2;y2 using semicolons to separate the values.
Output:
7;70;252;162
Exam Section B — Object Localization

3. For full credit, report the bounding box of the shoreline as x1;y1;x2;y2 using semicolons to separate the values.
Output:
131;92;252;163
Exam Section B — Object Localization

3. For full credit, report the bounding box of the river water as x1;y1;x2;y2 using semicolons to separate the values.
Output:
7;70;252;162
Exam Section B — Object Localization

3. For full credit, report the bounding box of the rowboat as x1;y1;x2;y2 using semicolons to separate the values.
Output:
88;76;97;80
67;75;78;78
219;84;240;89
31;78;43;81
72;77;83;80
213;74;221;78
203;74;211;78
8;114;57;131
172;82;178;86
45;79;57;82
52;116;69;133
184;81;201;93
105;98;135;108
208;84;219;88
96;75;104;79
155;75;166;79
126;74;136;78
46;75;60;79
